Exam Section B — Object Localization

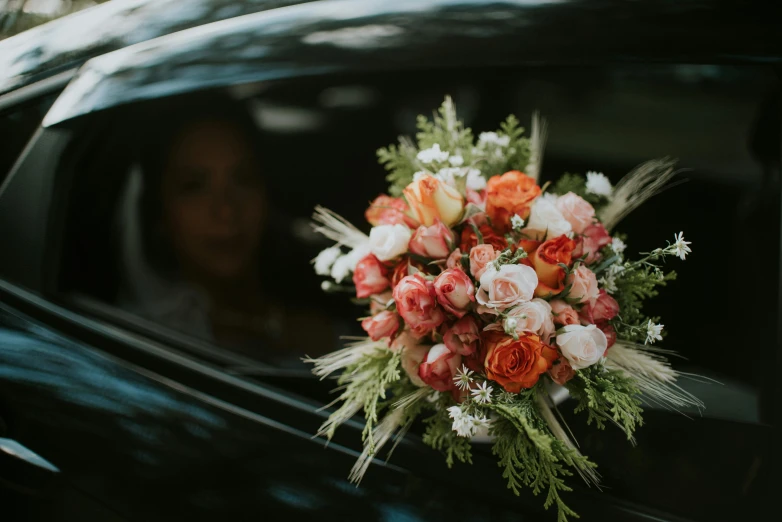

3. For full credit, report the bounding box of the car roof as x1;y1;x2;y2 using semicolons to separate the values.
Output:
0;0;316;96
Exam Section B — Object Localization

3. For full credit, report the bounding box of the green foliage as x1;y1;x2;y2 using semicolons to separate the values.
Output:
377;139;420;197
422;403;473;468
415;97;475;156
566;366;643;440
612;265;677;343
476;115;532;179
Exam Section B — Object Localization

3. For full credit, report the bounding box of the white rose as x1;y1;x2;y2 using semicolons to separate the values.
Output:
476;264;537;311
369;224;412;261
556;324;607;370
485;298;554;342
525;197;572;239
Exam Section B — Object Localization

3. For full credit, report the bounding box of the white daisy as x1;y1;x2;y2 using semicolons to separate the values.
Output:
645;320;664;345
471;382;493;404
610;237;626;254
452;365;475;391
471;414;491;430
586;171;612;197
672;231;692;260
417;143;449;164
510;214;525;230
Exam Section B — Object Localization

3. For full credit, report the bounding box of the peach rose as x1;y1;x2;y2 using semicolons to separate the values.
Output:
418;343;462;392
443;315;481;355
573;223;612;264
393;274;446;336
476;264;538;312
446;248;463;270
555;192;595;234
548;358;575;385
352;254;390;298
433;268;475;317
469;244;498;280
394;332;429;386
408;219;455;259
529;235;575;297
556;324;607;370
361;310;400;341
485;298;555;343
550;299;579;326
365;195;414;227
579;289;619;324
566;265;599;305
485;171;541;232
483;331;557;392
403;175;464;227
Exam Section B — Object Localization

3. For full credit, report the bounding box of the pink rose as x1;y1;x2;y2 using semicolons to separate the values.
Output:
579;290;619;324
443;315;481;355
469;244;498;280
418;343;462;392
369;291;393;315
566;265;599;305
466;188;486;208
352;254;389;298
555;192;595;234
393;274;446;337
484;298;555;343
393;332;430;386
361;310;400;341
597;321;616;352
573;223;612;264
433;268;475;317
548;357;575;385
408;219;455;259
476;264;538;312
550;299;579;326
446;248;463;270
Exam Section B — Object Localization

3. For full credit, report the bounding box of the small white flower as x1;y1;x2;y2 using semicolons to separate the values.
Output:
417;143;449;164
645;320;664;345
448;154;464;166
471;382;493;404
466;168;487;191
471;414;491;430
313;246;342;276
610;237;626;254
453;365;475;391
586;171;612;197
510;214;525;230
447;405;464;420
671;231;692;261
478;132;510;148
503;317;519;336
453;416;477;438
320;281;333;291
599;274;617;294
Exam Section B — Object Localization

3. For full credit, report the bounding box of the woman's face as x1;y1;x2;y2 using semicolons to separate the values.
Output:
161;119;265;283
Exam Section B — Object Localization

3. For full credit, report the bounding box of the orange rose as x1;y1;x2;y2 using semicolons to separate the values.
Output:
483;331;557;392
403;175;464;227
459;224;508;252
485;171;541;233
365;195;416;227
389;257;428;287
530;235;575;297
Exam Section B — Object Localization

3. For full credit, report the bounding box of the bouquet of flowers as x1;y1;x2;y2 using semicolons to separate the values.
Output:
306;97;700;521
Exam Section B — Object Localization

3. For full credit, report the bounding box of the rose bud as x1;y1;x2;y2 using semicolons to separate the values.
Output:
469;244;498;280
555;324;607;370
579;290;620;324
573;223;612;264
418;343;462;392
482;331;558;392
597;321;617;352
565;265;599;305
393;274;446;337
555;192;596;234
361;310;400;341
476;264;538;312
485;171;541;233
365;194;414;227
548;357;576;385
529;235;575;297
550;299;579;326
403;175;464;227
433;268;475;317
352;254;390;298
393;332;430;387
443;315;481;355
446;248;463;270
408;219;455;259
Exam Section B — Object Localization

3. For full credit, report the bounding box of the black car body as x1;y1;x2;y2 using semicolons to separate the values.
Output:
1;1;780;520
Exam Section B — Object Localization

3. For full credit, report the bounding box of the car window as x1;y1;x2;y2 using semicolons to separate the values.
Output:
0;94;57;185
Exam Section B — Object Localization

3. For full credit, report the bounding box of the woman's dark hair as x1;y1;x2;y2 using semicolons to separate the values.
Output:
137;91;264;276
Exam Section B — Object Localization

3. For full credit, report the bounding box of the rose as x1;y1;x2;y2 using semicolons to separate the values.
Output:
524;196;572;240
573;223;612;264
555;192;595;234
443;315;481;355
485;298;555;343
369;291;393;315
352;254;390;298
393;332;430;387
529;235;575;297
403;175;464;227
485;171;541;232
469;244;498;280
597;321;616;351
579;290;619;324
389;257;427;287
566;265;599;304
483;331;557;392
550;299;579;326
369;224;412;261
548;358;575;385
433;268;475;317
365;195;414;227
446;248;463;270
418;343;462;392
393;274;446;336
466;188;486;208
555;324;607;370
361;310;400;341
476;264;538;312
408;219;455;259
459;223;507;252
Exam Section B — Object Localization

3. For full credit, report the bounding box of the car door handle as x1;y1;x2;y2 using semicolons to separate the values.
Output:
0;437;59;473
